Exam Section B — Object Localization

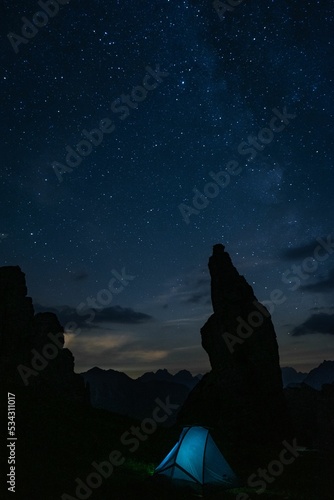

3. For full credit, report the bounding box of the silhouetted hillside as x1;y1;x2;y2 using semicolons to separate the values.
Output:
137;368;201;389
284;382;334;450
281;366;307;387
303;360;334;390
80;367;193;422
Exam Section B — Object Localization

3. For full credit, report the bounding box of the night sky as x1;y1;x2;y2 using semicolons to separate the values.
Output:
1;0;334;377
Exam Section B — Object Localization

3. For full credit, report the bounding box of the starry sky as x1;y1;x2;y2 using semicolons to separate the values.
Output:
1;0;334;377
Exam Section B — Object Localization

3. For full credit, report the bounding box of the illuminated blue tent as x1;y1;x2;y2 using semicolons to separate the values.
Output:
154;426;238;489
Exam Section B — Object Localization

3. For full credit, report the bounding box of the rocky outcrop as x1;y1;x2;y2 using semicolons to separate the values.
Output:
178;244;291;448
0;266;34;368
0;266;87;402
284;382;334;451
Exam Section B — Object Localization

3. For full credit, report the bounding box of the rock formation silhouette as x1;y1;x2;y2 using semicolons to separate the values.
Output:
285;382;334;451
178;244;291;449
0;265;87;402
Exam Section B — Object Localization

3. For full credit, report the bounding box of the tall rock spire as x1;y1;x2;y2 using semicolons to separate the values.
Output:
178;244;292;451
209;243;254;315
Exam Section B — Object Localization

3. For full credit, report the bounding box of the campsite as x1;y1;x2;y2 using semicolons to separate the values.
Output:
1;246;334;499
7;387;332;500
2;2;334;497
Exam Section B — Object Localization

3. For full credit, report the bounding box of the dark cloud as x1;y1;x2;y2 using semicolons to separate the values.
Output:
33;303;153;328
182;274;210;305
160;270;211;308
279;239;320;260
186;291;209;304
93;306;152;324
292;313;334;336
310;306;334;312
300;269;334;293
71;271;89;281
194;276;210;287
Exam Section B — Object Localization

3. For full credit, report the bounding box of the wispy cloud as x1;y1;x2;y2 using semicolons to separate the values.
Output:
279;238;322;260
66;330;170;371
70;271;89;282
33;303;153;329
155;268;211;308
292;313;334;336
300;268;334;293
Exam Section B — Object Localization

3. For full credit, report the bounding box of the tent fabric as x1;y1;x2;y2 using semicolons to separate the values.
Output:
154;426;238;487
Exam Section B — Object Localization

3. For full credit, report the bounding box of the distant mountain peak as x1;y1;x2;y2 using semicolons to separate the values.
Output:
136;368;201;390
303;360;334;390
281;367;308;388
87;366;104;373
175;369;192;376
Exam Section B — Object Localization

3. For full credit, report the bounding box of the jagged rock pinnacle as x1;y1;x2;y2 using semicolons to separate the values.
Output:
178;244;292;450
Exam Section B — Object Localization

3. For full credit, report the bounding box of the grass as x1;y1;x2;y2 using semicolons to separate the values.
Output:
1;388;333;499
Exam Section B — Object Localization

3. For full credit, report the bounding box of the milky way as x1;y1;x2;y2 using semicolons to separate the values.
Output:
1;0;334;375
